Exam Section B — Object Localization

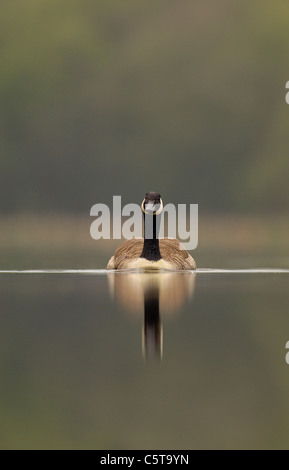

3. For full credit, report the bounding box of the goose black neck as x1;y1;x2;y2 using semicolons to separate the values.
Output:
140;213;161;261
144;291;161;359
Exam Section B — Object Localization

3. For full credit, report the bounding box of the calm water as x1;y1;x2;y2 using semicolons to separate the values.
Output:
1;268;289;450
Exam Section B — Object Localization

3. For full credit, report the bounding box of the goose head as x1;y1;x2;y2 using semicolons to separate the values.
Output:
141;192;163;215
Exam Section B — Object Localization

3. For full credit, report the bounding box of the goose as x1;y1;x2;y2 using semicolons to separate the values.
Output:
108;270;196;358
106;192;196;270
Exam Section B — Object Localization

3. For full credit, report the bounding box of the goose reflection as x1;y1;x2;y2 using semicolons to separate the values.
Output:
107;270;196;360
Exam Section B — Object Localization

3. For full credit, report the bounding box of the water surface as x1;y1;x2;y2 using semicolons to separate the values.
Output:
1;268;289;449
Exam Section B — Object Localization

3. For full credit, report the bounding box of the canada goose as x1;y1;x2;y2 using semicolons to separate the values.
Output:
107;270;196;359
107;192;196;270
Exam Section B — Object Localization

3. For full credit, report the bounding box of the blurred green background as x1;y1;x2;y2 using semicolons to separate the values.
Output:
1;0;289;268
1;1;289;451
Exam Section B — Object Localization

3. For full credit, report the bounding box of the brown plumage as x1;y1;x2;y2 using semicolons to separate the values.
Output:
107;237;196;270
107;192;196;271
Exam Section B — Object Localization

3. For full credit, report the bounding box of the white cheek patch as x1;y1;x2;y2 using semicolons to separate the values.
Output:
145;203;156;213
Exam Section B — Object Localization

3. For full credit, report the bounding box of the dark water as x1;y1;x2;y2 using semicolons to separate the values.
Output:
1;268;289;450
